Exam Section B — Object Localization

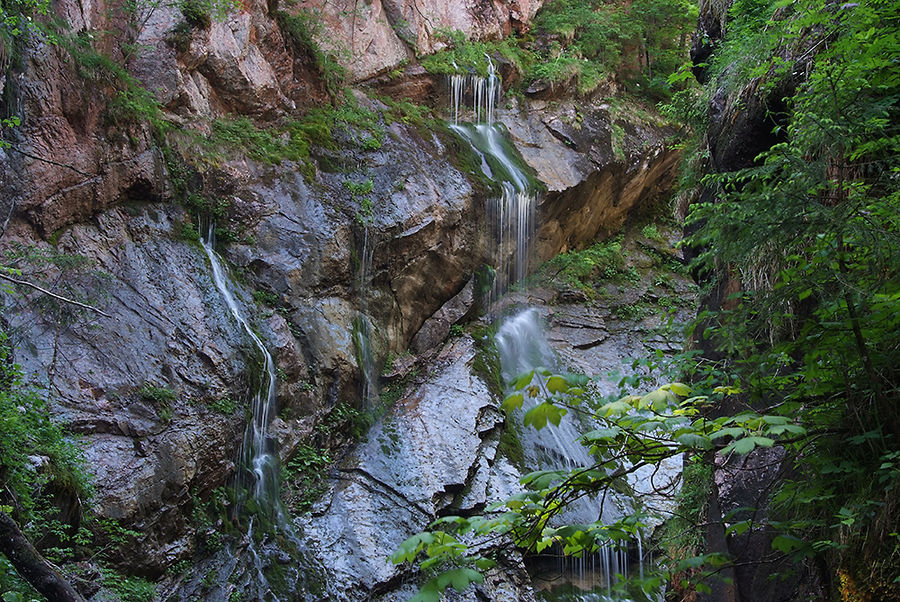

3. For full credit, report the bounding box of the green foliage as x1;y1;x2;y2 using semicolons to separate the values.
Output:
394;368;817;597
539;235;628;294
61;32;169;133
674;0;900;593
0;332;92;595
659;458;711;559
420;29;524;78
208;396;241;415
138;384;175;404
640;224;662;242
100;568;157;602
0;346;89;518
275;9;346;97
252;289;279;306
344;177;375;224
314;403;368;441
281;444;331;513
526;0;697;98
207;94;383;181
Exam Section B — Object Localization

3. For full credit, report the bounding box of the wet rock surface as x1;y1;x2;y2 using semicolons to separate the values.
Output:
0;0;689;589
306;222;697;598
301;336;521;600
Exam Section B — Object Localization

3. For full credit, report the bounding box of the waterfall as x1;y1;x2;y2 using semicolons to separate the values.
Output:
450;56;500;126
200;222;280;511
447;62;536;300
199;221;319;601
354;217;379;408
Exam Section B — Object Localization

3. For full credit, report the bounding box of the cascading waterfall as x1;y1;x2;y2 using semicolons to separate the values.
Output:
450;56;499;126
448;58;535;302
200;220;317;601
447;62;639;598
496;309;634;600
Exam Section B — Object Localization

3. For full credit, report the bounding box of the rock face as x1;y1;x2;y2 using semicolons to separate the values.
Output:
0;0;684;591
301;336;530;600
497;98;681;264
295;0;545;81
305;225;696;599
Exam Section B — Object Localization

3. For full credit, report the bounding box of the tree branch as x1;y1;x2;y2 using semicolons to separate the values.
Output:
0;512;85;602
0;273;112;318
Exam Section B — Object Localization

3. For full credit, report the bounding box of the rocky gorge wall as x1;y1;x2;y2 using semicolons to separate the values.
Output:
0;0;681;593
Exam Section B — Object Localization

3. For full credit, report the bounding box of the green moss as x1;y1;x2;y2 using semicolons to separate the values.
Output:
420;29;530;78
209;396;242;415
180;221;201;243
281;444;331;513
100;569;157;602
537;235;629;294
139;384;176;404
62;32;169;133
497;418;525;469
436;124;500;198
206;94;384;182
659;458;712;557
470;325;502;400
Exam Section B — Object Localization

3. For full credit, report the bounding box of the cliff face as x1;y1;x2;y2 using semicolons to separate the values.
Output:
0;0;680;591
295;0;543;81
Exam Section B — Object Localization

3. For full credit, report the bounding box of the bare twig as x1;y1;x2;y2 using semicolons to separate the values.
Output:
0;273;112;318
7;145;95;178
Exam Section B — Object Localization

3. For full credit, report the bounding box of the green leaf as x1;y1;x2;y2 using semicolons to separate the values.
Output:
521;469;568;489
410;580;441;602
546;375;568;393
501;393;524;412
391;532;434;564
725;437;756;455
582;426;622;442
710;426;747;440
513;371;535;390
474;557;496;571
663;382;692;396
436;567;484;593
676;433;712;450
523;402;565;430
771;534;804;554
725;520;751;536
600;398;634;416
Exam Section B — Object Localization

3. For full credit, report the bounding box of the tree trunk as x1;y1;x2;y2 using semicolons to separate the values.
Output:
0;511;85;602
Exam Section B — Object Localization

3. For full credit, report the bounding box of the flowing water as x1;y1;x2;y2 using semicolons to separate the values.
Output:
448;62;536;302
200;222;280;512
199;221;319;601
354;221;379;408
448;66;640;598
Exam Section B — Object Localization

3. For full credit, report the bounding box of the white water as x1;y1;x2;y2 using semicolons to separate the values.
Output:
450;56;500;126
200;223;279;507
355;220;379;408
448;119;536;300
495;307;638;598
447;59;641;598
495;309;594;473
199;222;325;600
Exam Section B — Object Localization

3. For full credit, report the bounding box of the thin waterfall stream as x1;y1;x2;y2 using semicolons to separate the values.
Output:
201;224;279;511
199;221;317;601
